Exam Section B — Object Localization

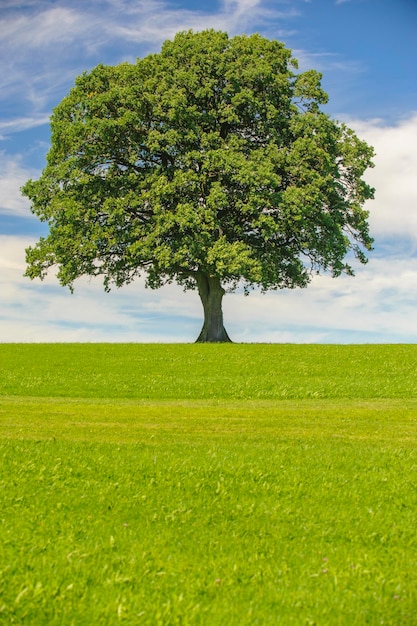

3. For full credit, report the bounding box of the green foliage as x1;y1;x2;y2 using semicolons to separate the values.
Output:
22;30;374;297
1;344;417;624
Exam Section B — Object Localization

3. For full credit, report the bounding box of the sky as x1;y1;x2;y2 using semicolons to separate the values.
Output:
1;0;416;343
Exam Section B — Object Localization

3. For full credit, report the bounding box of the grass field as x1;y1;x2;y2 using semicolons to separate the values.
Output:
1;344;417;625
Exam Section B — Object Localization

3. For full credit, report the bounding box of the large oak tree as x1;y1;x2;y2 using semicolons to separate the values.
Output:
22;30;374;342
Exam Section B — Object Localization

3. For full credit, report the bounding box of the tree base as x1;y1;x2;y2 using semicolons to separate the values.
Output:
195;273;232;343
195;327;232;343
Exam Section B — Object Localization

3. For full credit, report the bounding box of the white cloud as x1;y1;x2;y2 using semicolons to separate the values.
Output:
0;235;201;342
349;114;417;246
224;255;417;342
0;153;39;216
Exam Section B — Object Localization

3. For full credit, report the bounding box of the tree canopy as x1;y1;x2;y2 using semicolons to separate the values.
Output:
22;29;375;342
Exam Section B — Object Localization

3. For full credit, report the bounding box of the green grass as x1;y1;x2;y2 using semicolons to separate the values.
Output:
1;344;417;625
1;343;416;399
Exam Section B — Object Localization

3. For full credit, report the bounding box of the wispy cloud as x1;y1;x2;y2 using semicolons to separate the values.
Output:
293;49;366;75
93;0;294;46
0;115;50;139
0;7;84;49
0;0;297;134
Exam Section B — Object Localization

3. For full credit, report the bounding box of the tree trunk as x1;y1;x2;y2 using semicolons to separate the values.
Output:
195;273;232;343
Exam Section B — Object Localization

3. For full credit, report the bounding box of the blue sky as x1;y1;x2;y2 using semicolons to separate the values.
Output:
1;0;416;342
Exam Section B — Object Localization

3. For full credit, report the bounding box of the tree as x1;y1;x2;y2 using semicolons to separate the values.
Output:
22;30;374;342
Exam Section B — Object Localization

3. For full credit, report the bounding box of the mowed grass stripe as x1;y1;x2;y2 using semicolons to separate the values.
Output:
1;343;416;399
1;397;417;444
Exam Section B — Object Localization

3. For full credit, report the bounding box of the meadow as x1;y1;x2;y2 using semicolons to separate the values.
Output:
0;344;416;625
